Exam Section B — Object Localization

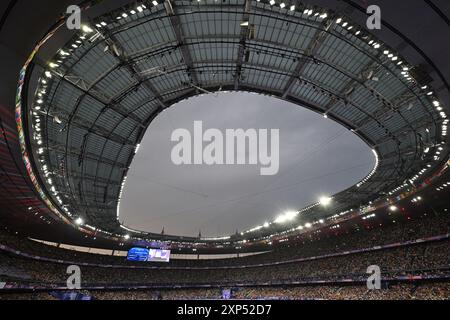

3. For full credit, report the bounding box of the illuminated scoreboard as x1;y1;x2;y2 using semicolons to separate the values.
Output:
127;247;171;262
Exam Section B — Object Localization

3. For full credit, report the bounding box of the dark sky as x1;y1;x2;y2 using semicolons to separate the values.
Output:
119;92;375;237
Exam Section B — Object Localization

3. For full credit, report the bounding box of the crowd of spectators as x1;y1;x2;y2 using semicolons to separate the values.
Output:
0;238;448;285
0;211;448;300
231;282;449;300
0;212;448;269
1;283;448;300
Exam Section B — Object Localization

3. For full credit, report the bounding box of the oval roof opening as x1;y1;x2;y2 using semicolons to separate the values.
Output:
119;92;375;237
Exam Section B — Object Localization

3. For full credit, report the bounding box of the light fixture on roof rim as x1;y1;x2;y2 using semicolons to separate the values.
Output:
81;25;94;33
274;211;298;224
389;205;398;212
319;196;332;206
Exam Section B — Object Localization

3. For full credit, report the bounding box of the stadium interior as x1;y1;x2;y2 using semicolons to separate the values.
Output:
0;0;449;301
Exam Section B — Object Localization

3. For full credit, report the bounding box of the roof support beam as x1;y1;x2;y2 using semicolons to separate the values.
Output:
101;30;167;110
54;71;147;128
65;171;121;186
44;139;127;168
374;115;435;146
46;104;136;146
324;60;382;117
282;19;332;98
165;0;200;87
381;147;418;160
234;0;252;90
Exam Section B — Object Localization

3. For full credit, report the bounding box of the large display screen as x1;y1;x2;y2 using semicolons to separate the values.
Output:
222;289;232;299
127;247;171;262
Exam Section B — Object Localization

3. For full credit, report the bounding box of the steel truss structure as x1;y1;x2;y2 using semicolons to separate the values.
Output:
21;0;447;243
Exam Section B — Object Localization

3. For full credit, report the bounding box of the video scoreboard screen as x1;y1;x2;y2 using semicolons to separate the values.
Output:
127;247;171;262
222;289;232;299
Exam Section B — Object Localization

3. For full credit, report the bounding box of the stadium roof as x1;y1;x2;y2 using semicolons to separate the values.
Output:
1;0;449;250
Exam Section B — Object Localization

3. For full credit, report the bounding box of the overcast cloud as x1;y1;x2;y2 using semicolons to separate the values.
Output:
119;92;375;237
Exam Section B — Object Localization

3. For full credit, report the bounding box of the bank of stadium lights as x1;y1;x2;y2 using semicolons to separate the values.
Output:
388;183;409;196
362;213;376;220
357;149;379;187
319;196;332;207
329;209;353;221
201;235;231;241
119;224;145;235
75;217;84;225
436;182;450;191
95;21;108;28
389;205;398;212
442;119;448;136
274;211;298;224
245;225;264;233
80;25;94;33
